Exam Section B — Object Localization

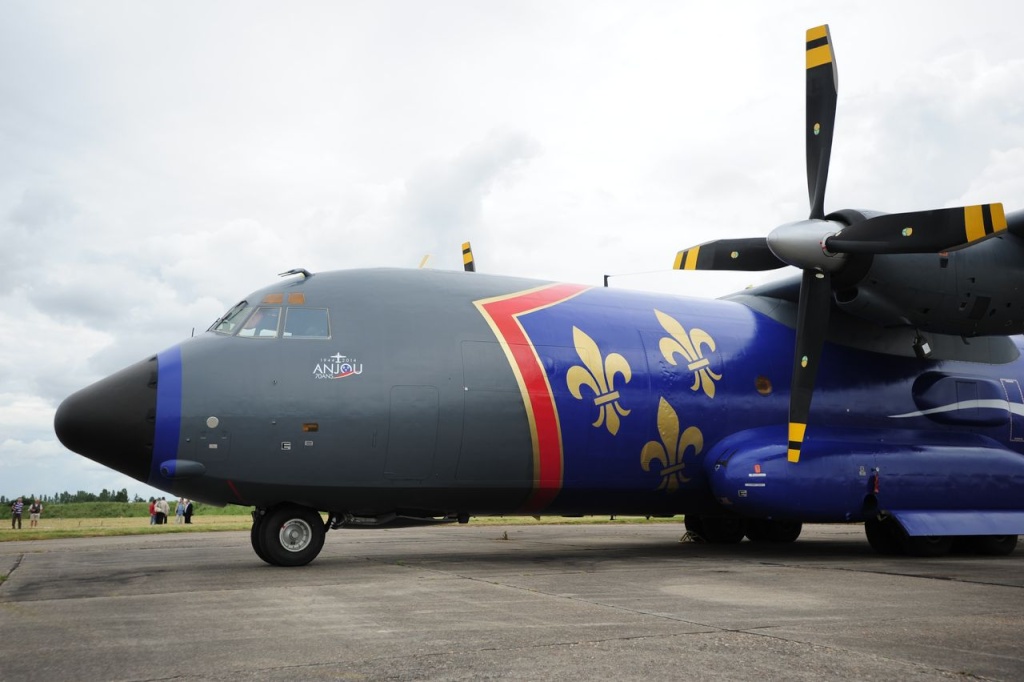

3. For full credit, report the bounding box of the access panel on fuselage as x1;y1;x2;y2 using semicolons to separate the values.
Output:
384;385;438;479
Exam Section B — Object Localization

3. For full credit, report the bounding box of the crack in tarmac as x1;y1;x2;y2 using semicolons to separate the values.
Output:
0;553;23;589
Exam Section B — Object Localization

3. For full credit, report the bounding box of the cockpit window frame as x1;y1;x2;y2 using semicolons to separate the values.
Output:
210;301;253;335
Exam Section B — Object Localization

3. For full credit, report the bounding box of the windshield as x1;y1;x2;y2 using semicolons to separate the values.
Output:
283;307;330;338
210;301;253;334
212;300;330;340
237;307;282;338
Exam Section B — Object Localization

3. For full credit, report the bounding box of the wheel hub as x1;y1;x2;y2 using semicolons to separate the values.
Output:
279;518;313;552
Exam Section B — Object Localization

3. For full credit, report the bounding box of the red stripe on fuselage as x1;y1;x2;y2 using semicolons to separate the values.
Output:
475;283;590;512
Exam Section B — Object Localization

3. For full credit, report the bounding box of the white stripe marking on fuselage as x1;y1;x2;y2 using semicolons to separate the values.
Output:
889;398;1024;419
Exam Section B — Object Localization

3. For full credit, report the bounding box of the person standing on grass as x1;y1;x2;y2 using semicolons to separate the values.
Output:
29;499;42;528
175;498;185;524
156;497;169;524
11;498;23;529
148;498;156;525
183;499;194;524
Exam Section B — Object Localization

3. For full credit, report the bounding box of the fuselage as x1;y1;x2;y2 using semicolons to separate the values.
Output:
55;267;1024;523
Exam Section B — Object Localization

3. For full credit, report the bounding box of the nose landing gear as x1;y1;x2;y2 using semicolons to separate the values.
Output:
251;505;327;566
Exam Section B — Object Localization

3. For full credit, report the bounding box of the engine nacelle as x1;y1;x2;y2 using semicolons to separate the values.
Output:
832;233;1024;337
704;426;1024;522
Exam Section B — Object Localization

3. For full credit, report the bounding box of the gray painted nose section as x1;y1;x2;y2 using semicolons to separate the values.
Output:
54;356;157;483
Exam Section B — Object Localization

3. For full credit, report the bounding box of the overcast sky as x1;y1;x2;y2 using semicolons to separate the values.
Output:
2;1;1023;502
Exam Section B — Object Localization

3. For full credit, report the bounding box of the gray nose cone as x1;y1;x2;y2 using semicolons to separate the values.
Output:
54;356;158;483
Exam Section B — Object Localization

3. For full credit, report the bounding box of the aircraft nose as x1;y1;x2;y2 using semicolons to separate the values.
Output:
54;356;158;482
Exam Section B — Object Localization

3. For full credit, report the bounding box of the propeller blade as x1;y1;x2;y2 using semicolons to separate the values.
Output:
787;269;831;463
462;241;476;272
825;203;1007;254
674;238;786;271
806;25;838;220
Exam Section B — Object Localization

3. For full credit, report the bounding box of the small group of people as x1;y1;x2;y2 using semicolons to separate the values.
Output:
148;497;194;525
10;498;42;529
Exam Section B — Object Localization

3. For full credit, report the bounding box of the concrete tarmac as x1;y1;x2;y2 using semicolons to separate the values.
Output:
1;523;1022;681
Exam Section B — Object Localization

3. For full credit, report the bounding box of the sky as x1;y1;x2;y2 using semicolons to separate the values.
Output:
2;1;1023;502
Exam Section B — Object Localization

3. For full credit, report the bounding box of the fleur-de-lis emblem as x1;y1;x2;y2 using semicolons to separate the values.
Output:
641;397;703;492
654;309;721;399
566;326;631;435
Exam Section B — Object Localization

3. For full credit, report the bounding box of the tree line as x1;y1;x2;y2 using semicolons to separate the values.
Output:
1;489;147;505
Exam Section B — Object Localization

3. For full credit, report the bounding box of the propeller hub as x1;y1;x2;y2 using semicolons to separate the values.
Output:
766;219;847;272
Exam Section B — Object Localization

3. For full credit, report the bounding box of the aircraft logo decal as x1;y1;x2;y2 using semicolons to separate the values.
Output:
640;397;703;492
313;352;364;380
566;326;632;435
655;309;721;399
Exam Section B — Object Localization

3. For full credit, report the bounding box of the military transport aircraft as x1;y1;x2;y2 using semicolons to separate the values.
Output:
55;26;1024;566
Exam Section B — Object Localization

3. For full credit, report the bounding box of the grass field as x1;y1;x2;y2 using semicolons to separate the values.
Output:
1;514;255;541
0;513;679;542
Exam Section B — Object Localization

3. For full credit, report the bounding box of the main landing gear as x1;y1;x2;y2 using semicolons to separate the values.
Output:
865;515;1018;557
684;515;803;544
251;505;327;566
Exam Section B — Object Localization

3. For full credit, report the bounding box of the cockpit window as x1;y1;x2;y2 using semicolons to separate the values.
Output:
237;307;282;338
211;301;253;334
214;302;329;340
283;308;331;339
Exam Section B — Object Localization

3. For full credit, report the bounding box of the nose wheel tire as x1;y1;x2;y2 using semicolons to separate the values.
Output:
250;511;273;565
256;505;326;566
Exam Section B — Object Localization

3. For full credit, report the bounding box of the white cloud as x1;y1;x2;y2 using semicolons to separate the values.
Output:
960;148;1024;205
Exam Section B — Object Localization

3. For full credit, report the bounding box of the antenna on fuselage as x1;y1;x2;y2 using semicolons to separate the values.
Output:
278;268;313;279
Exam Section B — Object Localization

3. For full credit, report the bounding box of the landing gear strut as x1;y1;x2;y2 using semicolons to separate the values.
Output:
251;504;326;566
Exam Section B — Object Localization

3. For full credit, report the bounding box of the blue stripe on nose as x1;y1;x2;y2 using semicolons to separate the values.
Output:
149;345;183;486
